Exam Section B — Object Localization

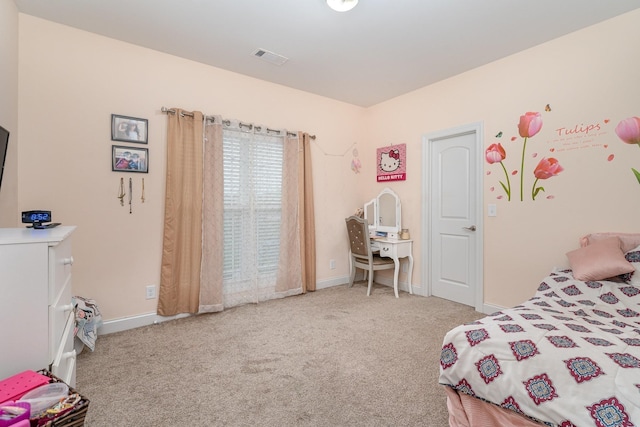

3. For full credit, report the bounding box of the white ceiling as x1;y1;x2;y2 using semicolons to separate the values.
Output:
14;0;640;107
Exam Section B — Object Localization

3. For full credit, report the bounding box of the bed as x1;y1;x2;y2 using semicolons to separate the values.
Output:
439;234;640;427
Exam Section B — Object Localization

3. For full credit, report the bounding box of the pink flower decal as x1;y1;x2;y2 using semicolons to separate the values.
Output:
485;143;505;164
517;112;543;200
518;112;543;138
614;116;640;185
532;157;563;200
487;111;564;201
486;143;511;200
534;157;564;180
615;117;640;145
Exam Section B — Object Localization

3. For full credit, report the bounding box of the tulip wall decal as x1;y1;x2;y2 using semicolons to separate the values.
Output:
485;143;511;201
532;157;564;200
487;111;563;201
614;116;640;185
517;112;544;201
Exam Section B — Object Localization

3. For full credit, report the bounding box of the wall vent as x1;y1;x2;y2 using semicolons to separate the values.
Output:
252;48;288;66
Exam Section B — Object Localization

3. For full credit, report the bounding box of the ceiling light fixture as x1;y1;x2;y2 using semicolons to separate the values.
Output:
326;0;358;12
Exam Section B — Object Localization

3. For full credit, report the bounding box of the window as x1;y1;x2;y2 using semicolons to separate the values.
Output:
222;128;284;302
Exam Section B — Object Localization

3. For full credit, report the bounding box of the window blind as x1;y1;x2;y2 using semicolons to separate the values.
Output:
222;128;284;300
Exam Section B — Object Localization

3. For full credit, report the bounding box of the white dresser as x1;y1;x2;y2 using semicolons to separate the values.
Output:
0;226;77;386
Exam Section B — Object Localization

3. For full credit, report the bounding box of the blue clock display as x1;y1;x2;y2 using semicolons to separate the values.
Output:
21;210;61;229
21;210;52;224
29;212;50;222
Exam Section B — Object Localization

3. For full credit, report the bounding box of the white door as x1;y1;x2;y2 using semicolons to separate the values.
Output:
422;123;483;310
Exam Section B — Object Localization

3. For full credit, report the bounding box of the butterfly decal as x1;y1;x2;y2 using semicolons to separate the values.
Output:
545;104;551;112
495;131;503;138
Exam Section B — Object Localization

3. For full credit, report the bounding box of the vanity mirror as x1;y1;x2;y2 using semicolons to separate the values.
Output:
364;199;376;230
376;188;401;233
363;187;401;234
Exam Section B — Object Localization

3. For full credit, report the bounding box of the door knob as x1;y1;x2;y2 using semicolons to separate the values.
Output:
463;225;477;231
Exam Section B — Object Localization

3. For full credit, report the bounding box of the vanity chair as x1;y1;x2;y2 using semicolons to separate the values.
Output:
360;187;414;298
345;216;396;296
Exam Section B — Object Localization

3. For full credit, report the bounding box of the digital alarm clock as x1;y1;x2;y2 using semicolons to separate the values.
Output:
21;210;61;229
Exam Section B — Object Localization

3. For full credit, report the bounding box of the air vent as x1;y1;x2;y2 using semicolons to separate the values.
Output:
252;48;288;66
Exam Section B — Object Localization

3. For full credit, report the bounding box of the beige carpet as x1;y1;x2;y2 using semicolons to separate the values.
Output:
77;283;483;426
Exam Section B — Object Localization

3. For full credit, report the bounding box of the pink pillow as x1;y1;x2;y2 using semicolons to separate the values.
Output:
567;236;634;281
580;232;640;254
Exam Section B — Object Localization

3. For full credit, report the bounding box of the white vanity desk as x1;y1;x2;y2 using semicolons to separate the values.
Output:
364;188;414;298
370;237;413;298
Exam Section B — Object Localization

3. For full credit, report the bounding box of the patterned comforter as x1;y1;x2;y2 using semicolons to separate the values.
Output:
439;269;640;427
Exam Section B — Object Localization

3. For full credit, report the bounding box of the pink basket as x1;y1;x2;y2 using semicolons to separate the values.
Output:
0;371;50;405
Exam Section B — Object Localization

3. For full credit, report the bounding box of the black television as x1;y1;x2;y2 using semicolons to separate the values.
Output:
0;125;8;190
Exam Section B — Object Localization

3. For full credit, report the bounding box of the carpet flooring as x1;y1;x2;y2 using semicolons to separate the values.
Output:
76;282;483;426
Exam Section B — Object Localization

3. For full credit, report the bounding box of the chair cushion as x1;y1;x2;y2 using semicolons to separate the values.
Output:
372;255;395;265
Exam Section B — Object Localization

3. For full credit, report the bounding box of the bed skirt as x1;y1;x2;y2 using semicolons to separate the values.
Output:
444;387;544;427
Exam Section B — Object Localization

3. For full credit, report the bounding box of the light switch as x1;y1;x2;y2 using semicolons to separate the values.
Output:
488;204;497;217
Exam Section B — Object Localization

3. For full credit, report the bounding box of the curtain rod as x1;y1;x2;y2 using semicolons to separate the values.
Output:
161;106;315;139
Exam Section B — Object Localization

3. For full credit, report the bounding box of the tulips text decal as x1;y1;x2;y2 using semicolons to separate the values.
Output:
487;111;564;201
614;117;640;185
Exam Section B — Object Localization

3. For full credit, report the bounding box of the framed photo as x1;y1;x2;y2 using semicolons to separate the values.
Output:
111;114;148;144
112;145;148;173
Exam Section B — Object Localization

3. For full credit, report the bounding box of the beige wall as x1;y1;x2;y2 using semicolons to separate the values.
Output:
18;15;366;321
14;9;640;322
366;9;640;308
0;0;19;226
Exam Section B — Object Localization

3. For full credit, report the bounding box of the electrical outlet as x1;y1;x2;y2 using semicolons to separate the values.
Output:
329;259;336;270
146;285;157;299
402;263;408;273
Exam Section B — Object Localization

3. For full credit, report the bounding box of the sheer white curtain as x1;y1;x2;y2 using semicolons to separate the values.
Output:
211;120;303;308
161;109;313;316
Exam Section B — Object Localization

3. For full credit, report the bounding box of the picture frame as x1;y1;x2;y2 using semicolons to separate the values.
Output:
112;145;148;173
376;143;407;182
111;114;148;144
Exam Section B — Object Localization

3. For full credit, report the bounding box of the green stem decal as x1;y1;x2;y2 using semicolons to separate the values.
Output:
499;161;511;201
520;137;528;201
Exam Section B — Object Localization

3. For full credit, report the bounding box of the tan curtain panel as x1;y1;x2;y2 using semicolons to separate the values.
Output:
275;132;303;296
299;132;316;292
199;119;224;313
158;109;204;316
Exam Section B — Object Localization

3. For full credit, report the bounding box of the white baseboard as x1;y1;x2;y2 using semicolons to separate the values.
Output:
100;277;350;335
318;274;416;295
315;275;349;290
99;312;192;335
482;303;505;315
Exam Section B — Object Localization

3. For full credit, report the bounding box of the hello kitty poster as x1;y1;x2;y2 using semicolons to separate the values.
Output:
376;144;406;182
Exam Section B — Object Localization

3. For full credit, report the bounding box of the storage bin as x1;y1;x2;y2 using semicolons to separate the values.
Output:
18;383;68;417
28;371;89;427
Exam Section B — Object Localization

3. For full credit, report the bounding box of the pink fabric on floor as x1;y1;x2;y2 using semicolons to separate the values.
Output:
444;387;544;427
